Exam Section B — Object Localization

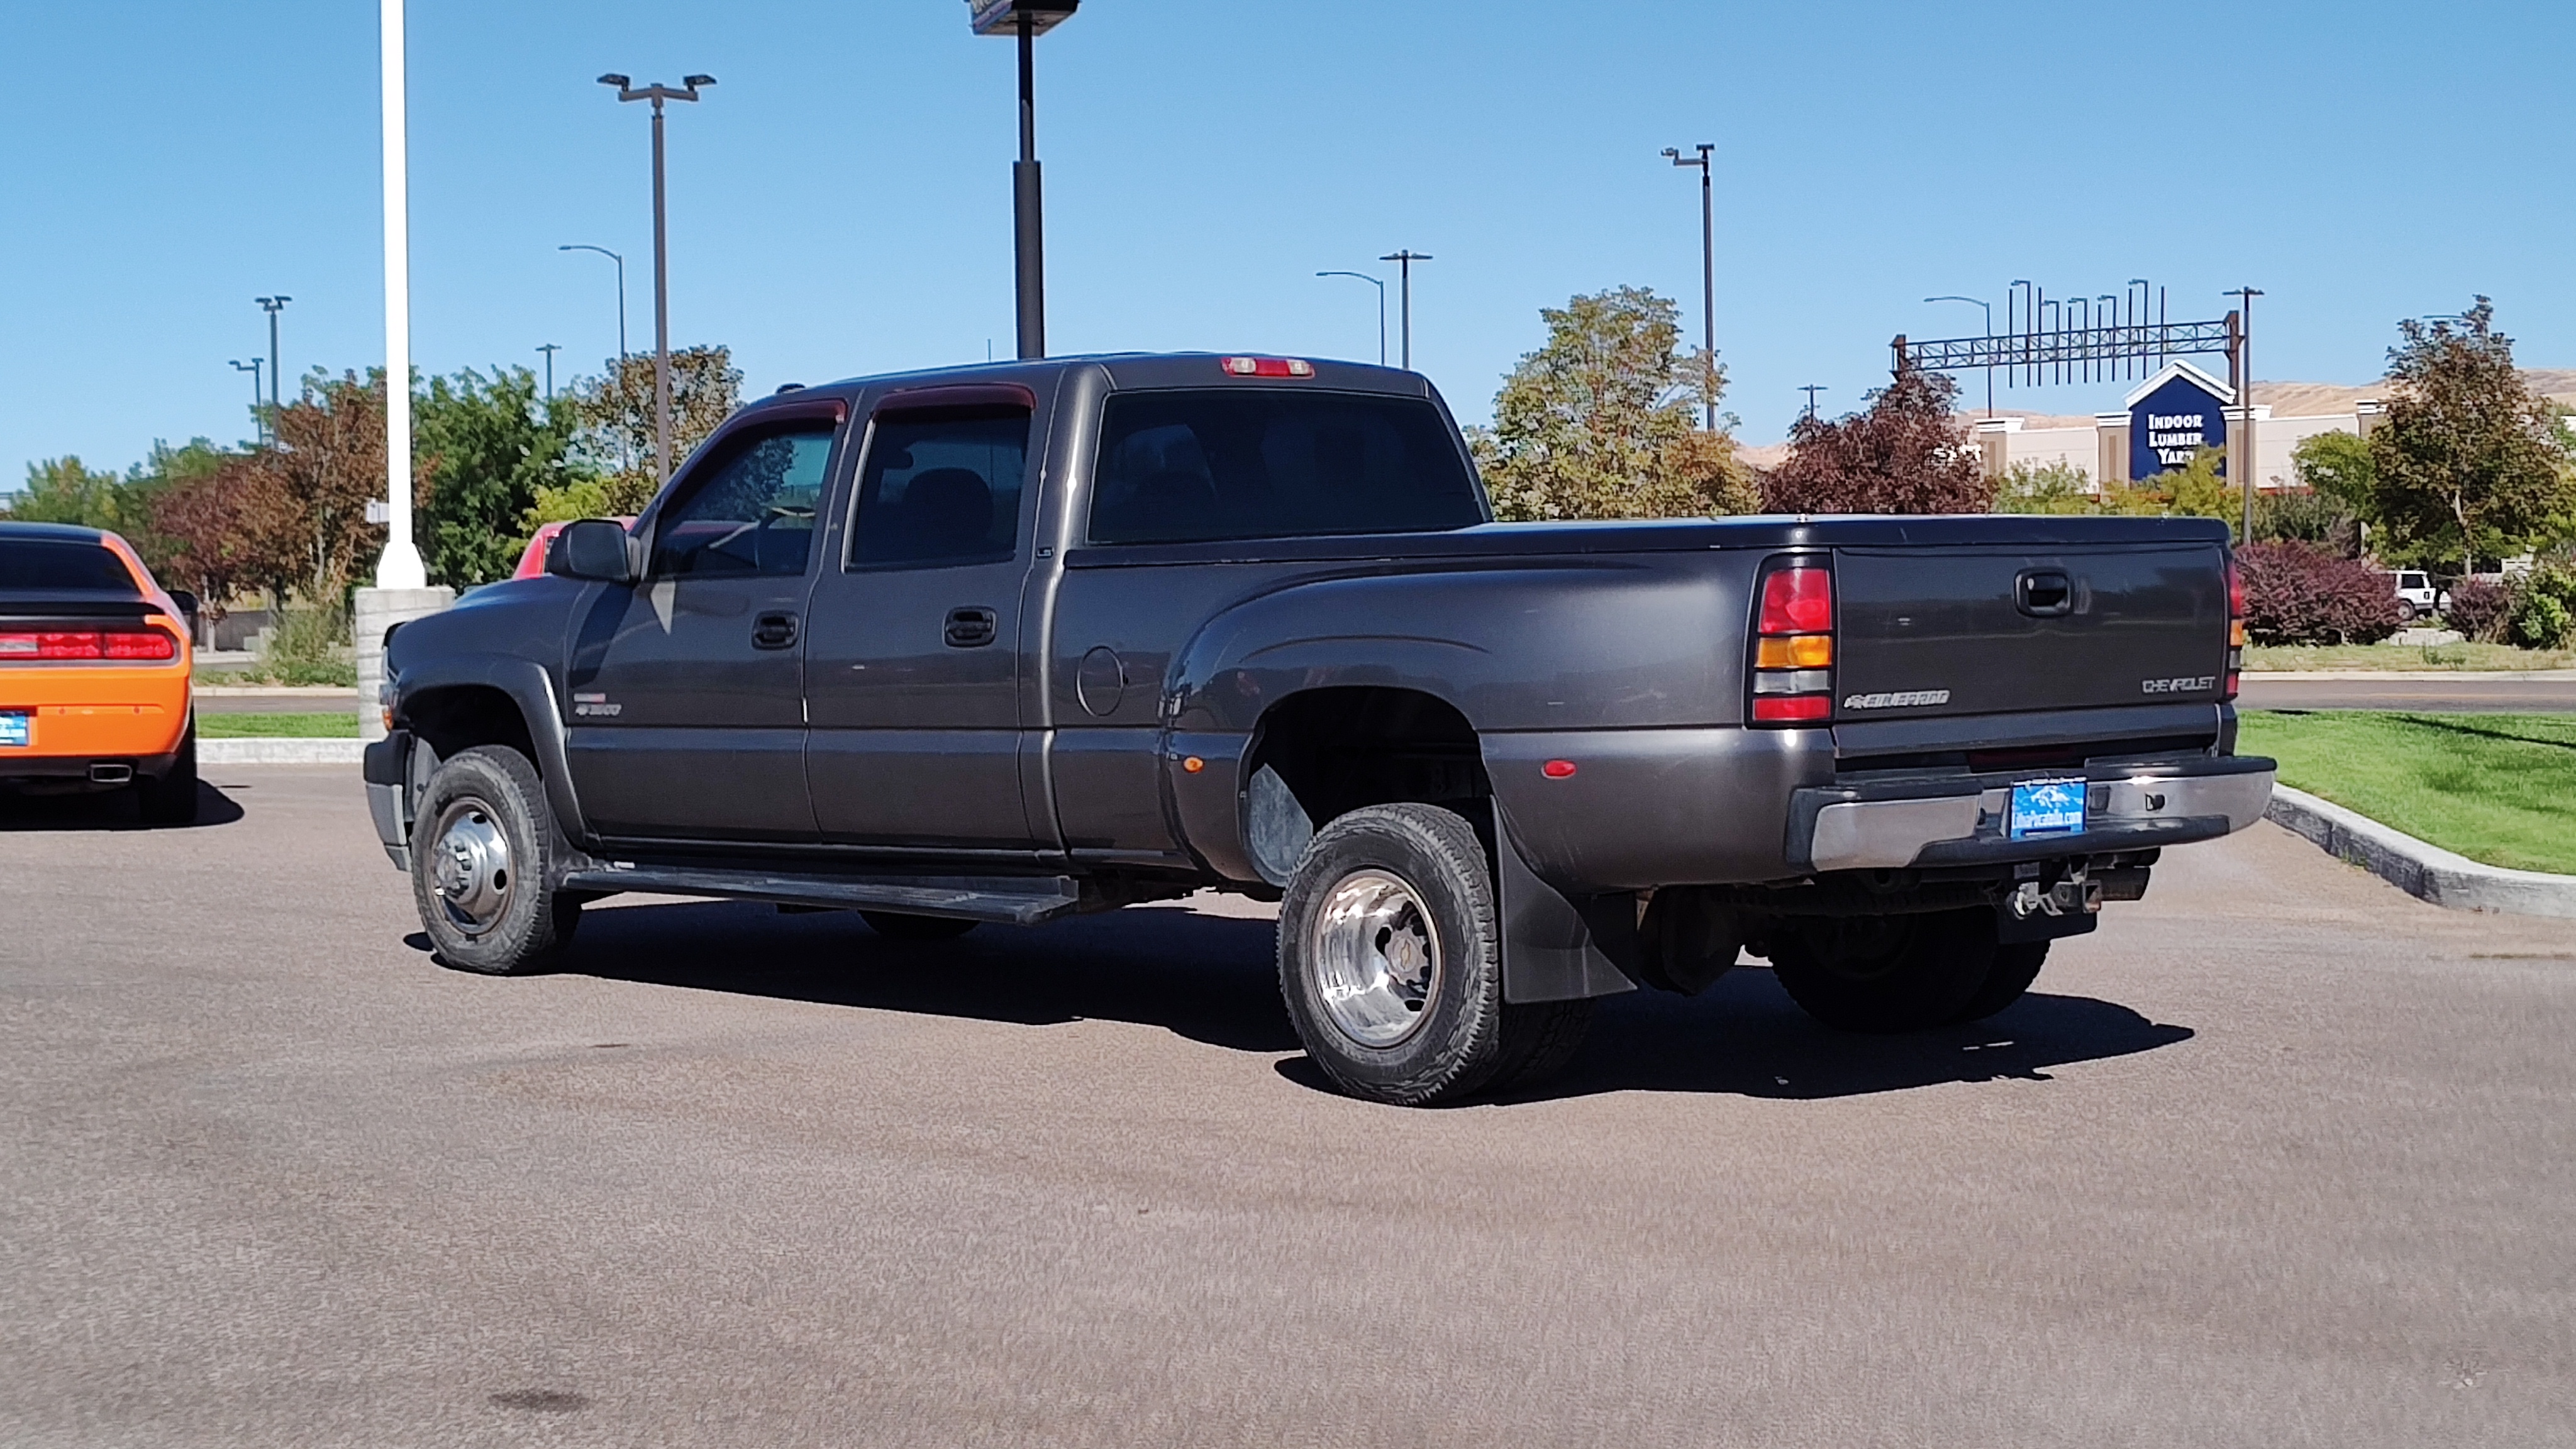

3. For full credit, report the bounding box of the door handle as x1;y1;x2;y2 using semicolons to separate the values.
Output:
752;611;799;649
945;606;999;648
2015;569;2074;618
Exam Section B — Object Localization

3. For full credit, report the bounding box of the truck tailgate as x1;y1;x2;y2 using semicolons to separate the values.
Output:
1831;543;2229;720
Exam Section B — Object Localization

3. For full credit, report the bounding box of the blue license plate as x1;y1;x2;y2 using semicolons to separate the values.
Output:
0;712;28;748
2009;779;2086;839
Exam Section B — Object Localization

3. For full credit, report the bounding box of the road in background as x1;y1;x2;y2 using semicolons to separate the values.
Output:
4;770;2572;1447
2240;673;2576;713
194;687;363;715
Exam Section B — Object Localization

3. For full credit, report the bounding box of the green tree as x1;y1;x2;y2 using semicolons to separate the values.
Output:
6;457;125;528
2367;297;2575;576
541;345;743;519
1470;286;1753;522
1990;459;2096;515
414;366;587;587
2292;431;2375;514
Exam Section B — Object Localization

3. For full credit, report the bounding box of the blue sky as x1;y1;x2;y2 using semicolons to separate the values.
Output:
4;0;2570;494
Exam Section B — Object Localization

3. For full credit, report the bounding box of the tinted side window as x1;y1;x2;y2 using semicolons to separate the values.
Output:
650;423;838;577
1089;390;1485;546
0;540;136;591
847;407;1030;569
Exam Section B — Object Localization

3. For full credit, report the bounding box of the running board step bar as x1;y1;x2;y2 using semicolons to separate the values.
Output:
558;865;1084;926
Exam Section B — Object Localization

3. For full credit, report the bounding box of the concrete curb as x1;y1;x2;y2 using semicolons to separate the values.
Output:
200;738;366;766
194;686;359;699
2264;785;2576;919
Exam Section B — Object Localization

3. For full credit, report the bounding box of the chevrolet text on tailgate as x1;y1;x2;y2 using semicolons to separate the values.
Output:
368;353;2274;1106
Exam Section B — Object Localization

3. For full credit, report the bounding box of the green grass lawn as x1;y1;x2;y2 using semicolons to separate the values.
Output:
199;712;361;738
2236;711;2576;875
2244;641;2576;672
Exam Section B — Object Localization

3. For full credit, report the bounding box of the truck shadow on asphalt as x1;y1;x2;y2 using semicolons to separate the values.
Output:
0;782;245;831
543;898;2194;1104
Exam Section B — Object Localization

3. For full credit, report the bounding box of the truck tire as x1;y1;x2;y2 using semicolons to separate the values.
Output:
1278;801;1587;1106
135;722;198;825
411;745;580;975
1948;941;2049;1023
1767;907;1996;1033
860;911;979;942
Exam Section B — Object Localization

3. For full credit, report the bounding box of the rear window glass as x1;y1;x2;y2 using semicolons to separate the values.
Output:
847;406;1030;569
1088;390;1484;546
0;540;135;591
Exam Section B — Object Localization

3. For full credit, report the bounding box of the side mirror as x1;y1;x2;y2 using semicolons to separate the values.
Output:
167;589;200;618
548;519;636;584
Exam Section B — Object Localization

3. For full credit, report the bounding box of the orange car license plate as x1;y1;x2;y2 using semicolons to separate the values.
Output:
0;711;29;748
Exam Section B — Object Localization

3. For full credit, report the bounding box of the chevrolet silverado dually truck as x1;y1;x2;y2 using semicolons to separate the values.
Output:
367;352;2273;1106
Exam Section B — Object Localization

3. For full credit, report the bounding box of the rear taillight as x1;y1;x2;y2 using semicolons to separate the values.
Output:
2223;558;2245;700
1751;561;1833;725
0;628;179;661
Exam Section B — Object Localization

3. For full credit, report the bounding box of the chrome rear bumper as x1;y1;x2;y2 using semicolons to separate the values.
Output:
1794;757;2275;873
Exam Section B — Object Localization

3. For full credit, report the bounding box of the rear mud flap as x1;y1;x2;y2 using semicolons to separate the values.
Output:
1495;810;1638;1004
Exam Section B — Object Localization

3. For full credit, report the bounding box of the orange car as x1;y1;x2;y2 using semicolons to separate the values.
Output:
0;521;199;822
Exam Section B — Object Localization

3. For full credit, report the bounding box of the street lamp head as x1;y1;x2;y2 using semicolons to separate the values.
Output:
968;0;1078;36
682;74;715;89
1662;147;1680;160
597;73;630;89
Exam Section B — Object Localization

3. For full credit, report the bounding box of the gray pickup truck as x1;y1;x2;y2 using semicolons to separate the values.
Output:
368;352;2273;1105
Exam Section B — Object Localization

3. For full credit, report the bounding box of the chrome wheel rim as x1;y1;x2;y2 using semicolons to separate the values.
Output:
429;798;514;936
1309;869;1443;1048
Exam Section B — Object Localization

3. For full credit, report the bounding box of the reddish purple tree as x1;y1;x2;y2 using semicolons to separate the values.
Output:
1762;367;1990;514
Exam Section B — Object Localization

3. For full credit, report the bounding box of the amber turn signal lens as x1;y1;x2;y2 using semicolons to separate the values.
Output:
1755;635;1833;669
2229;619;2247;647
1181;756;1204;774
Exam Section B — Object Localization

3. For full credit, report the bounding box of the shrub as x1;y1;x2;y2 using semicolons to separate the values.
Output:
2235;540;2405;646
2505;564;2576;649
2442;577;2513;642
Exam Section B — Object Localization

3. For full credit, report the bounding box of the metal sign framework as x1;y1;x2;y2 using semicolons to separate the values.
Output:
1894;313;2240;389
1892;279;2245;391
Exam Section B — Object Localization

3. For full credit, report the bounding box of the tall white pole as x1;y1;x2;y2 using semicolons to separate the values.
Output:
374;0;426;589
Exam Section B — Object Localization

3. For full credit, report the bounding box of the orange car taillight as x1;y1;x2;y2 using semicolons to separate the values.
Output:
2223;557;2245;700
1750;562;1833;724
0;627;178;661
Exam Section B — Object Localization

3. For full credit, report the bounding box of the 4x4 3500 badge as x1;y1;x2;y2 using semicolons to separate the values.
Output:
2140;675;2217;694
1841;690;1950;709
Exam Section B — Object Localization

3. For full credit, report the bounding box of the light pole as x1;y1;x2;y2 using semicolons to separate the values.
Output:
536;343;560;402
1925;295;1991;416
1662;143;1717;430
968;1;1079;360
230;359;265;442
558;244;628;361
255;295;291;428
1799;384;1827;423
2226;285;2263;545
1316;270;1386;365
372;0;425;590
1379;250;1431;370
601;72;713;488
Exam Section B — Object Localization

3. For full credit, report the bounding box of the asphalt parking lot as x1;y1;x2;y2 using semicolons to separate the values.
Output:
5;768;2572;1447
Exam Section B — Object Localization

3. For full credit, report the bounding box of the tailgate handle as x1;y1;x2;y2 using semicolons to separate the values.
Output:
2016;569;2074;618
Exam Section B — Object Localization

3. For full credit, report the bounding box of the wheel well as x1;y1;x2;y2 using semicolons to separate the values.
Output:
404;685;536;765
1247;687;1487;827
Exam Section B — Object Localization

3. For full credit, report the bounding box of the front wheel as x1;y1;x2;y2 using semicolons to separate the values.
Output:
411;745;579;975
1278;802;1589;1106
1767;908;1997;1033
